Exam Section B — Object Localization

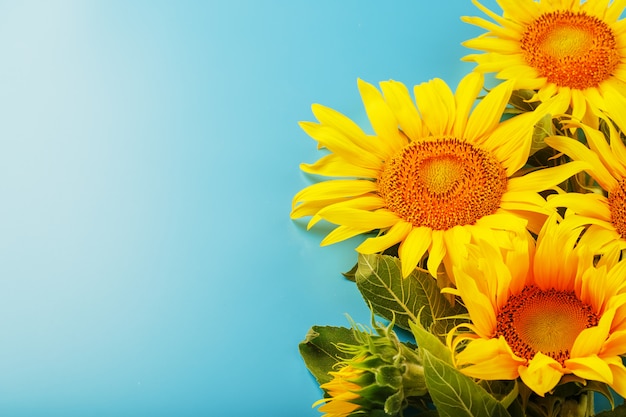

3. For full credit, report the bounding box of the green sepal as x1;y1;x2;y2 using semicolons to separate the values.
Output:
298;326;358;385
375;365;403;389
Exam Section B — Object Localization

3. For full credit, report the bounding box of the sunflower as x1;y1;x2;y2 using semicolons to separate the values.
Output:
544;87;626;252
462;0;626;122
448;215;626;397
291;73;584;279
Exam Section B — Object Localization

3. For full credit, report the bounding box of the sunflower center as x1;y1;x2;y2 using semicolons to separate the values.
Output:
378;138;507;230
609;178;626;239
520;10;619;89
496;286;598;365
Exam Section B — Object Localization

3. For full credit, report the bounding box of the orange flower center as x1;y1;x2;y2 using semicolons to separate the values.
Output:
609;178;626;239
378;138;507;230
496;286;598;365
520;10;619;89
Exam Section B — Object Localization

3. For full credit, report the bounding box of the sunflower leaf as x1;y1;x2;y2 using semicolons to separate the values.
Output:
355;253;463;333
421;349;512;417
530;112;554;156
409;319;453;366
596;403;626;417
298;326;358;386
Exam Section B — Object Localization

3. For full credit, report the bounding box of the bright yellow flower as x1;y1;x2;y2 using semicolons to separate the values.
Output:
462;0;626;122
313;364;363;417
545;88;626;252
291;73;583;279
449;215;626;397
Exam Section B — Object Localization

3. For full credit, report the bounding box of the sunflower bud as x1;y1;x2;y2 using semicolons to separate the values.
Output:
313;321;427;416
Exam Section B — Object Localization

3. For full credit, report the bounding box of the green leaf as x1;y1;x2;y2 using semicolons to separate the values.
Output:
355;253;464;333
596;403;626;417
421;350;511;417
342;262;358;282
298;326;358;385
507;89;539;113
529;112;554;156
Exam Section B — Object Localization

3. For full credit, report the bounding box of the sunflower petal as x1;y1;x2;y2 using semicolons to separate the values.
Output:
455;337;525;380
321;225;371;246
518;352;564;397
300;154;379;178
398;227;432;278
318;207;399;229
566;355;614;385
358;79;405;153
545;136;618;191
506;162;590;193
292;180;378;208
465;80;515;143
380;80;423;142
414;78;455;136
356;221;412;254
453;72;484;139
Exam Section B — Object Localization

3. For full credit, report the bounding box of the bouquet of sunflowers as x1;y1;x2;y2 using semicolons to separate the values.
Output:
290;1;626;416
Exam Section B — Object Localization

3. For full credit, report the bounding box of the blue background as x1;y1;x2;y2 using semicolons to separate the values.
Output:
0;1;494;415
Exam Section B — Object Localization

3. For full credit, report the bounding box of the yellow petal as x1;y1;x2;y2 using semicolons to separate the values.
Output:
453;72;484;139
605;0;626;22
607;359;626;399
300;154;379;178
292;180;378;208
321;225;371;246
497;0;541;24
546;193;611;220
456;337;525;380
318;207;399;229
581;0;610;19
312;102;398;160
570;310;613;357
545;136;618;191
426;230;446;278
398;226;432;278
356;221;412;254
414;78;455;136
453;268;497;338
579;122;626;179
379;80;422;142
486;93;570;174
565;355;613;385
506;162;590;193
474;212;528;231
358;79;405;154
291;197;345;219
601;329;626;357
299;121;383;169
518;352;564;397
465;79;515;143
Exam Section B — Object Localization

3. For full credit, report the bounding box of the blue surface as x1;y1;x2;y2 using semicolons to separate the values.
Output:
0;1;495;415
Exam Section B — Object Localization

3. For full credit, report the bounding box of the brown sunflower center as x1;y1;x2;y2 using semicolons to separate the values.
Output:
609;177;626;239
496;286;598;365
378;138;507;230
520;10;619;89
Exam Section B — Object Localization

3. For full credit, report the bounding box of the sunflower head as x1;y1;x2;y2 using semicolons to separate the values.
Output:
292;72;578;279
462;0;626;121
544;89;626;253
449;214;626;398
313;322;427;416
